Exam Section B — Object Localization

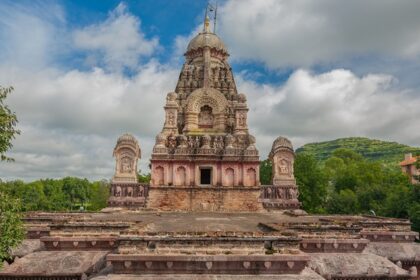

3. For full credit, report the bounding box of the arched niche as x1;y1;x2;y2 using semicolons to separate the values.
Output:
198;105;214;128
154;166;165;186
224;168;234;187
245;168;257;187
184;88;228;133
175;166;187;186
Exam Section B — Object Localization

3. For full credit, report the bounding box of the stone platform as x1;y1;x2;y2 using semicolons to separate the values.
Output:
0;211;418;280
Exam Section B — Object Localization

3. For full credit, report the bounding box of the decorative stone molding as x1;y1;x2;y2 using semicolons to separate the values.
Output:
107;254;310;275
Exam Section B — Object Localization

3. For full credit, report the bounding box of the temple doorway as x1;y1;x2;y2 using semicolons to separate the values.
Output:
200;168;212;185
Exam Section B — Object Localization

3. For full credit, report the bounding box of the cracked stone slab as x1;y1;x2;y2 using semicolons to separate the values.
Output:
364;242;420;263
10;239;43;258
0;251;108;279
308;253;412;279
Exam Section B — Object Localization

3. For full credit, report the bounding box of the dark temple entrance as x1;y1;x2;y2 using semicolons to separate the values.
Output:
200;168;212;185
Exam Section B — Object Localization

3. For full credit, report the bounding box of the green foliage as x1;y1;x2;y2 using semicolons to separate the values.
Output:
62;177;90;209
0;192;25;263
259;159;272;185
0;178;110;212
0;86;20;161
89;180;110;211
137;171;151;183
408;203;420;232
294;153;328;213
326;189;359;214
297;137;420;167
258;145;419;232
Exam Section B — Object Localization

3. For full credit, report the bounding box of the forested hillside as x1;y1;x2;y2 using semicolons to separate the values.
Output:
296;137;420;165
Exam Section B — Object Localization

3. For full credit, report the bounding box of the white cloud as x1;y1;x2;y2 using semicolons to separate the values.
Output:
0;62;177;180
73;3;159;71
219;0;420;68
240;69;420;157
1;1;420;182
0;1;67;69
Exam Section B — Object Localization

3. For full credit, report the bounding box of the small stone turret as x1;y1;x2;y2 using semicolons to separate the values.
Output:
108;133;148;208
112;133;141;183
269;136;296;186
260;136;300;210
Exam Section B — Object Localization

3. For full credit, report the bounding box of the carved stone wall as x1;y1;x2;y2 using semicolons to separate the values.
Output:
147;186;263;212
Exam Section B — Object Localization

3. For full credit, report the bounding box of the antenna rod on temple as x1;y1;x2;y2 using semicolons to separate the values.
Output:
213;3;218;33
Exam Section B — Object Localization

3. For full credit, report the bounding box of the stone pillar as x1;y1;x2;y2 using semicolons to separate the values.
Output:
162;92;179;135
234;94;249;135
203;46;211;88
183;112;198;133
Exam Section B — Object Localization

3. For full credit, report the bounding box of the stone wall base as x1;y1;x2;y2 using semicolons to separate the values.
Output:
147;186;264;212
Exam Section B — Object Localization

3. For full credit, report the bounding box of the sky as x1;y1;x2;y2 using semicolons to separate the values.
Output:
1;0;420;181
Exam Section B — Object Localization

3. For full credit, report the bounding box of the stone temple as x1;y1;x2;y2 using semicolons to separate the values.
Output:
0;14;419;280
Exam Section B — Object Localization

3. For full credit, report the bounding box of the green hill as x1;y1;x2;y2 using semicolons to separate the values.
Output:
296;137;420;165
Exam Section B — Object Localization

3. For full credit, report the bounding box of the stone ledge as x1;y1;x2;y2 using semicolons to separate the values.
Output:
148;186;262;190
360;231;419;243
107;254;310;275
300;238;369;253
91;267;325;279
26;226;51;239
41;236;119;251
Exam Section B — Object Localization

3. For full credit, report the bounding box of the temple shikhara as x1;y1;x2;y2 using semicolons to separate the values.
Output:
0;10;419;280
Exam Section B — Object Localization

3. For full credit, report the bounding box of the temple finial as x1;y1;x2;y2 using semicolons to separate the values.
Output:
204;15;210;32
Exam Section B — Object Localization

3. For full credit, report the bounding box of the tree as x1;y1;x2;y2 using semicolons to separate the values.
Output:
294;153;328;213
137;171;151;183
414;153;420;182
62;177;90;209
408;202;420;232
259;159;272;185
0;86;20;162
89;180;110;210
0;192;25;265
326;189;359;214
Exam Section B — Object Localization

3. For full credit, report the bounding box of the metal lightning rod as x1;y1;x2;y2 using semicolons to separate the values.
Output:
213;2;218;33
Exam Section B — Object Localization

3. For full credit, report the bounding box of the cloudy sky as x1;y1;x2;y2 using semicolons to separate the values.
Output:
1;0;420;181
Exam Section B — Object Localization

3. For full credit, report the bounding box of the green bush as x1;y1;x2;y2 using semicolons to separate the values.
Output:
0;192;24;264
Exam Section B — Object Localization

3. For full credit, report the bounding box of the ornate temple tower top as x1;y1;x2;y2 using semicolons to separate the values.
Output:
155;12;252;141
149;8;260;193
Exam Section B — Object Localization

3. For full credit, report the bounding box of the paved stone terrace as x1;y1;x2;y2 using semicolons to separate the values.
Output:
0;211;419;280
